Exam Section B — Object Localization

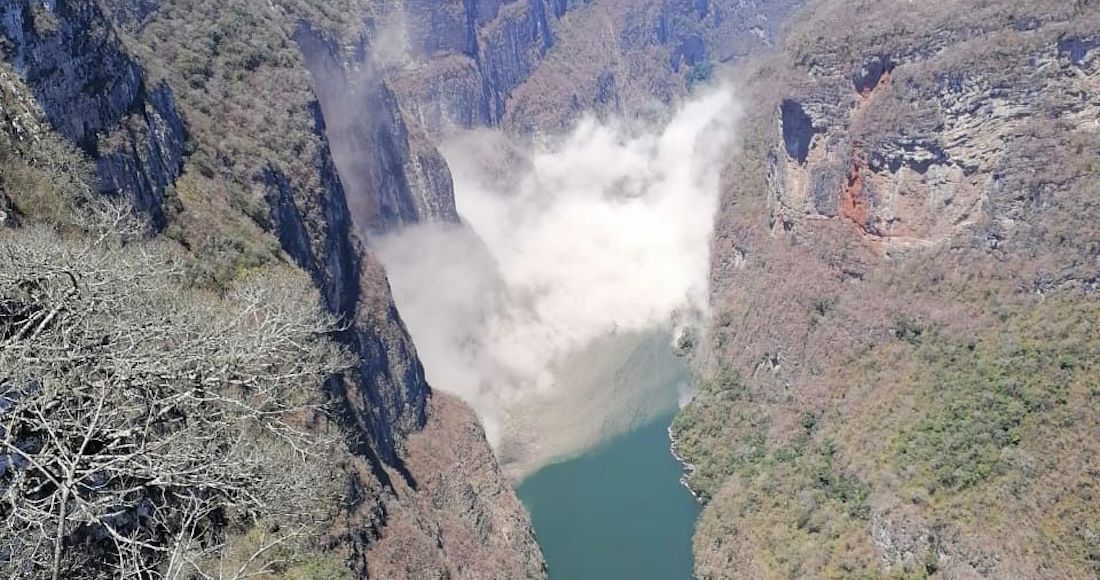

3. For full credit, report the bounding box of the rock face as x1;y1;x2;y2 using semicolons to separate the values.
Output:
292;0;582;234
675;1;1100;579
364;393;547;579
297;0;806;238
0;0;184;228
259;123;430;476
295;25;461;234
765;8;1100;262
391;0;568;134
496;0;805;133
381;0;806;138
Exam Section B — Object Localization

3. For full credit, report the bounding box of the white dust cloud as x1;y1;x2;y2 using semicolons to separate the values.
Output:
375;87;739;478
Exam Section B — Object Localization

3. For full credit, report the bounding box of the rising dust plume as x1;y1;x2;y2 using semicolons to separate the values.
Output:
376;87;739;478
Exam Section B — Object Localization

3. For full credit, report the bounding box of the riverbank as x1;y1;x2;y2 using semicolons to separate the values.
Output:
668;423;705;504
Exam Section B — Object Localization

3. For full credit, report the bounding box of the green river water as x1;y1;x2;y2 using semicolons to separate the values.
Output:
517;412;699;580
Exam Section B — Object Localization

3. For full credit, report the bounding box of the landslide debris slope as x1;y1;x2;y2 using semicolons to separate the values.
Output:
674;0;1100;578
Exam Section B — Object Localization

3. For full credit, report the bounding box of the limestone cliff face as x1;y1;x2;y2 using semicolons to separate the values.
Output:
294;0;578;234
675;1;1100;578
364;393;547;579
389;0;805;136
766;18;1100;273
259;120;430;476
294;24;460;234
0;0;184;229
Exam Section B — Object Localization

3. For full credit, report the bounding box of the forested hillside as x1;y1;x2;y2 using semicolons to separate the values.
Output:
674;1;1100;578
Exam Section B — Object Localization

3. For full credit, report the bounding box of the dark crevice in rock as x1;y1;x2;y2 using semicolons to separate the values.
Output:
1058;35;1100;65
852;54;895;94
780;98;819;164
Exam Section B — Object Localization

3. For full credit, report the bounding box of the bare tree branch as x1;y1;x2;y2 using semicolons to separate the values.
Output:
0;224;353;579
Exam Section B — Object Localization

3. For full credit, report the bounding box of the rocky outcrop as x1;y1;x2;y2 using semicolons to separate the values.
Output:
295;25;460;234
767;19;1100;259
289;0;589;234
851;55;894;95
0;0;184;228
387;0;806;137
499;0;805;133
1058;35;1100;66
391;0;566;134
364;393;547;579
260;130;428;481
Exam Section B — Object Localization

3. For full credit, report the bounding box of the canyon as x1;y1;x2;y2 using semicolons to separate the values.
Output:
2;0;1099;578
0;0;791;576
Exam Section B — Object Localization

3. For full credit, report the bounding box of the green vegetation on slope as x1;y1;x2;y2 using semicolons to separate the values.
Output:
678;293;1100;579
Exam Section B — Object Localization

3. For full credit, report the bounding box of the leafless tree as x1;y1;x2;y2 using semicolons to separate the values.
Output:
0;223;352;579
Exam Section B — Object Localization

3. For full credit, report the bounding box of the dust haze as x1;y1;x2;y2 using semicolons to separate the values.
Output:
376;88;739;478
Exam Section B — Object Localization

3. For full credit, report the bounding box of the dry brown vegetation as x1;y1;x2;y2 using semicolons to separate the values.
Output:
0;216;357;578
0;63;97;226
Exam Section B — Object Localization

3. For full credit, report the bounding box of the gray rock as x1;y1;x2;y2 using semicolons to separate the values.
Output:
852;55;894;94
1058;36;1100;66
0;0;184;229
810;162;845;216
781;99;819;164
869;138;948;174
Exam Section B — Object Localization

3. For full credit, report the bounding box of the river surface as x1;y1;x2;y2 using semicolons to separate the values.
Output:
517;412;699;580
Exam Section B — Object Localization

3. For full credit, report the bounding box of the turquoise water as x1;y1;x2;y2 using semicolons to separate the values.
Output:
517;413;699;580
